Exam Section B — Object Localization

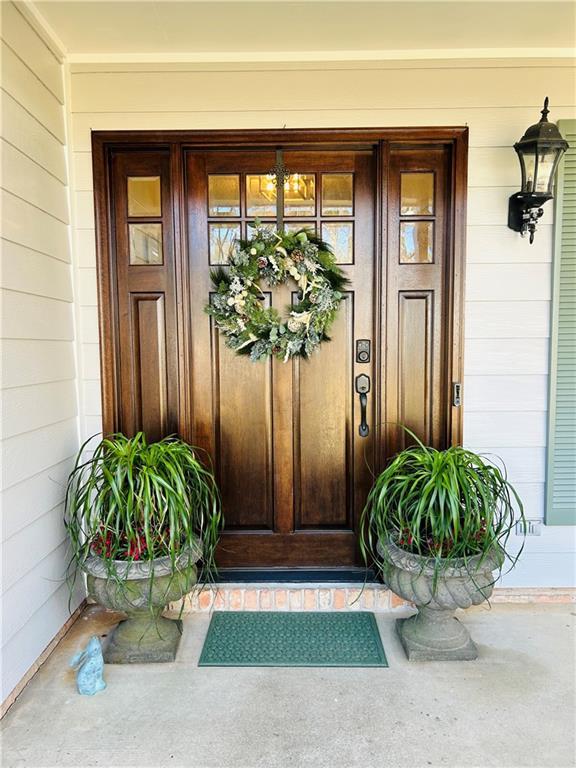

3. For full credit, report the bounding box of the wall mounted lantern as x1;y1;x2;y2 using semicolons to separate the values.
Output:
508;97;568;243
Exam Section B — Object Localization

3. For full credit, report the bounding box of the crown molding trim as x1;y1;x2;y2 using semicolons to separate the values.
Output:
15;1;68;62
66;47;576;65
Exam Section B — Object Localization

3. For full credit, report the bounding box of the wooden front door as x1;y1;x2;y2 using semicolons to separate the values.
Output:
94;129;466;571
186;149;376;566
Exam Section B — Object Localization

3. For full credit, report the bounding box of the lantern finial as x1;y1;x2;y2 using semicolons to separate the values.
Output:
540;97;550;122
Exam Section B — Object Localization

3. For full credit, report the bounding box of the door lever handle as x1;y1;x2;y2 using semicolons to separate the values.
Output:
355;374;370;437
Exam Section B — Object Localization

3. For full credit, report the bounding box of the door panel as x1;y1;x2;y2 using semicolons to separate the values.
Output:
186;148;376;566
293;299;353;530
211;325;274;530
384;147;451;455
110;151;179;442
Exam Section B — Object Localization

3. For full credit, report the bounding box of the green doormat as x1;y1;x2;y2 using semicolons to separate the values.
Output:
198;612;388;667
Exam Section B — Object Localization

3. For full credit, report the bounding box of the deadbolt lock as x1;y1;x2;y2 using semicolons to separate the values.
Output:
356;339;371;363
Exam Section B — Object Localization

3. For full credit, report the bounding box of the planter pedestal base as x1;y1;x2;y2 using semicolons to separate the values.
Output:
396;608;478;661
104;614;183;664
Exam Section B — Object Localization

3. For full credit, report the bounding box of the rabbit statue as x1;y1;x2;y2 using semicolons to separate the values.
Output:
69;636;106;695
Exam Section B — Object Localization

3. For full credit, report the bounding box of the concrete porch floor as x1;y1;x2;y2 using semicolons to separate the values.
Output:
1;604;574;768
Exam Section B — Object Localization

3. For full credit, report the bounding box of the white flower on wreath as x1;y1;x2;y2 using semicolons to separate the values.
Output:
288;311;312;332
230;276;244;294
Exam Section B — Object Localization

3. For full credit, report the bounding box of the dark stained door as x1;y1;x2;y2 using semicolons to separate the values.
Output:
100;133;460;570
186;148;376;566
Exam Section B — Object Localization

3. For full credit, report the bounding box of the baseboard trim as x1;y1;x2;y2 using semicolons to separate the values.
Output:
1;599;87;720
491;587;576;604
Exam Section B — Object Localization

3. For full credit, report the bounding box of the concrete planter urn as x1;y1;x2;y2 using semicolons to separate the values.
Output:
83;542;201;664
379;539;503;661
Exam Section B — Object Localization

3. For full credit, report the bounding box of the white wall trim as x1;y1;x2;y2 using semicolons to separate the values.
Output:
65;48;576;65
14;1;67;62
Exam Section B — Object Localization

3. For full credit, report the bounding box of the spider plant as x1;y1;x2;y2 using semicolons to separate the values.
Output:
360;428;525;581
64;432;222;591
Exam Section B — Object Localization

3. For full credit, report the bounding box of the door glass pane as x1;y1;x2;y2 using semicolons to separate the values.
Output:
400;221;433;264
247;221;276;239
322;173;353;216
208;175;240;217
127;176;161;217
129;223;163;265
209;223;241;264
246;175;277;217
284;174;315;217
284;221;316;235
400;173;434;216
321;222;353;264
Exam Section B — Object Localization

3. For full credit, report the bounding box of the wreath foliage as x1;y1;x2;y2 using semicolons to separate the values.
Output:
205;224;349;362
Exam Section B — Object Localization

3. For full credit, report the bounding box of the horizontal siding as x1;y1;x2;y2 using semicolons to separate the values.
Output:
2;93;67;182
1;290;74;341
1;42;64;142
1;380;78;439
465;264;551;301
468;447;546;484
1;418;79;491
465;338;549;375
465;301;550;338
2;339;76;388
1;139;69;223
3;547;70;645
0;3;80;708
1;240;73;301
500;552;576;588
2;190;70;261
1;581;83;702
465;412;547;447
466;224;553;263
1;458;75;542
0;2;64;103
2;509;67;597
465;375;548;412
69;66;574;113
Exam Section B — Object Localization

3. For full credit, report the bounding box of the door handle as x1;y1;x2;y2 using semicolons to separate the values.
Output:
355;374;370;437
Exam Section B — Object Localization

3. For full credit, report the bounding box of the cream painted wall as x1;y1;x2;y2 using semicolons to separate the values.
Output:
0;2;82;704
67;57;576;588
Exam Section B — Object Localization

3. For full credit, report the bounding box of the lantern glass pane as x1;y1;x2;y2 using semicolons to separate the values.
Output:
522;151;537;193
535;148;559;194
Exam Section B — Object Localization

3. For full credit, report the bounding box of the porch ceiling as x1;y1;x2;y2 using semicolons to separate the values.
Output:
29;0;575;61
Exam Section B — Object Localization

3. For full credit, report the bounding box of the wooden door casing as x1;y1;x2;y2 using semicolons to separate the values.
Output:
92;128;468;570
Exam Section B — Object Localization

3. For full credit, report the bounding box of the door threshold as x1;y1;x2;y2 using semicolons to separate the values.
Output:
215;568;380;584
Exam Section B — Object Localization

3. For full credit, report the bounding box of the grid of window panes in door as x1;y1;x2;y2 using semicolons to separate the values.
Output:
399;172;435;264
207;172;355;265
127;176;164;265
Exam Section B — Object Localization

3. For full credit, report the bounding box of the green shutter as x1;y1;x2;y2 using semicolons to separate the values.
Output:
546;120;576;525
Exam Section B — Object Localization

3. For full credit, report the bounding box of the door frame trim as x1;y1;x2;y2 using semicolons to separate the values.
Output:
92;127;468;447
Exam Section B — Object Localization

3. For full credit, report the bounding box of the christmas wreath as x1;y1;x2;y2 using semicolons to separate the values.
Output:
205;224;349;362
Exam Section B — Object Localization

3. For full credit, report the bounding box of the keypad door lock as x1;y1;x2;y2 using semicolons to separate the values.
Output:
356;339;371;363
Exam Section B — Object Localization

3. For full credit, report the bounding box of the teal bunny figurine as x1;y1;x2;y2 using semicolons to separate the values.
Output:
69;636;106;695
